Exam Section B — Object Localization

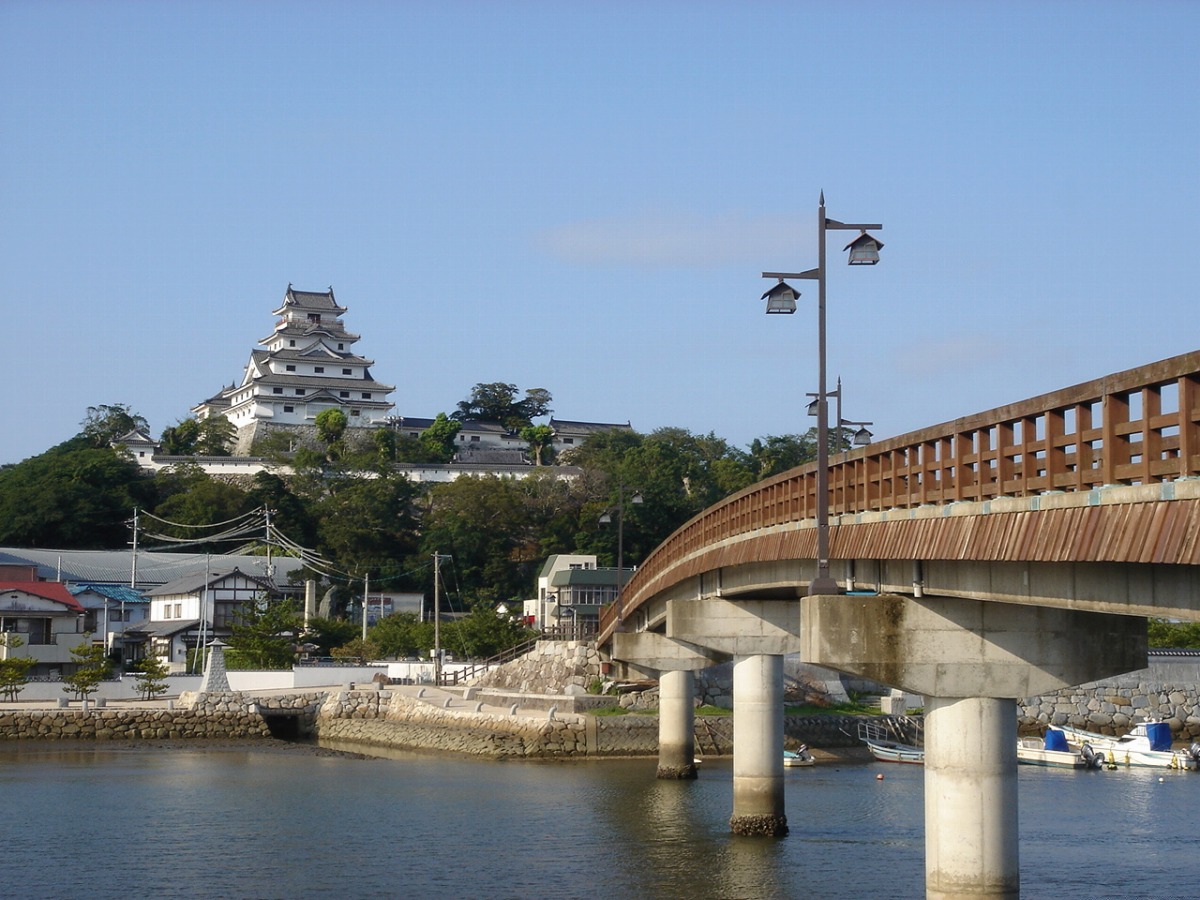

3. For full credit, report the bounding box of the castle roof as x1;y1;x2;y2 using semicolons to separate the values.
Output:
272;285;347;315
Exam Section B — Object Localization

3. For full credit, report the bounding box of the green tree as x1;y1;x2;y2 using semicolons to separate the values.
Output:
418;413;462;463
81;404;150;448
368;612;434;659
160;418;201;455
196;415;236;456
0;635;36;701
453;383;552;431
304;617;361;656
227;597;301;669
331;636;382;664
62;635;111;700
315;408;348;455
440;603;536;659
133;654;170;700
150;470;252;552
1147;618;1200;649
0;444;154;548
520;424;555;466
314;474;420;578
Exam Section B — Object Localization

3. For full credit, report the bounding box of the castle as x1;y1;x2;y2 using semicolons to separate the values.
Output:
192;286;396;454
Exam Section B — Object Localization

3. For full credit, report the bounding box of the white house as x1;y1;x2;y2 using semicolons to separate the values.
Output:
137;568;281;671
0;580;88;677
68;583;151;664
526;554;632;632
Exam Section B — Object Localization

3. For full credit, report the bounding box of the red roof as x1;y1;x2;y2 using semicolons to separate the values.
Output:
0;581;84;612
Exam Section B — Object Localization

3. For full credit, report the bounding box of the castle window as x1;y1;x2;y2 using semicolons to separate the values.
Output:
273;388;283;395
295;389;305;395
351;409;360;416
343;368;352;375
362;392;372;399
284;406;294;413
338;343;344;350
314;366;324;373
289;340;295;347
340;391;350;398
285;365;296;372
308;313;320;323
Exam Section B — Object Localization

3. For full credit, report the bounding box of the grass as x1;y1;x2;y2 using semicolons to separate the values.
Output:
785;700;881;716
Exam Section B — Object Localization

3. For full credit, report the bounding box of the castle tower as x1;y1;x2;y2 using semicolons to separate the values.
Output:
192;285;395;453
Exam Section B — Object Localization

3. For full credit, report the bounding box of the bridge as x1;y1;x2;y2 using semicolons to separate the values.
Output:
597;349;1200;900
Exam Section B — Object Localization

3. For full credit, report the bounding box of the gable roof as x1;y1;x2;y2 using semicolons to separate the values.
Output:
145;567;277;598
68;583;149;605
0;581;84;612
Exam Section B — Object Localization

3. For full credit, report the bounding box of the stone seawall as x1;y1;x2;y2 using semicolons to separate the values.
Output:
0;707;271;740
1019;667;1200;739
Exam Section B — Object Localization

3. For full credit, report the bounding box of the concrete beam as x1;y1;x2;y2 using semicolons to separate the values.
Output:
610;631;727;674
666;596;804;656
801;593;1146;698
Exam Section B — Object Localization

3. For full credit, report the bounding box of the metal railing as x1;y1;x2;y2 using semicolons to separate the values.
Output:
601;350;1200;638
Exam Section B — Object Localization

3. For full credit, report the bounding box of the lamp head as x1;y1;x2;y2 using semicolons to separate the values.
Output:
852;426;874;446
761;280;799;314
844;231;883;265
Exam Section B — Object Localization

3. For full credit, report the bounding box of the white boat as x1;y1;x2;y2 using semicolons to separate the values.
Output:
784;745;815;767
1058;722;1200;771
1017;727;1105;769
859;721;924;764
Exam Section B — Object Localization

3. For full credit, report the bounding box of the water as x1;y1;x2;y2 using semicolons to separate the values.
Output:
1;742;1196;899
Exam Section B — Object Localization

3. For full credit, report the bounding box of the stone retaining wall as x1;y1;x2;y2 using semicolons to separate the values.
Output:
471;640;603;695
1020;675;1200;739
0;707;270;740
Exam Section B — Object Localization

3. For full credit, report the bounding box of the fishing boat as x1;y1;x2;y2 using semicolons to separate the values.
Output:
1017;726;1105;769
858;720;924;765
784;745;815;767
1058;721;1200;770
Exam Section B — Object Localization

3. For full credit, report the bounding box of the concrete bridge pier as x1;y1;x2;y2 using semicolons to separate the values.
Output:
657;669;697;779
609;631;726;781
731;653;787;836
924;696;1018;900
802;591;1146;899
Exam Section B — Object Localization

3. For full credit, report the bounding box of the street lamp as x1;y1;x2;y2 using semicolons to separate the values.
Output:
761;192;883;595
599;486;643;623
805;376;874;452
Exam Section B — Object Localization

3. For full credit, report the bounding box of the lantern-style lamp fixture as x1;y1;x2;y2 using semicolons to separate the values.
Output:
761;280;799;314
852;426;874;446
844;231;883;265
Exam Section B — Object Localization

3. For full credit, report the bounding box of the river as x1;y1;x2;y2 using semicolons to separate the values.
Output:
2;741;1195;899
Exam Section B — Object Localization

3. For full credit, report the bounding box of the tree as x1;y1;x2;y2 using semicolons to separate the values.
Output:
150;470;252;552
227;597;301;669
418;413;461;463
1148;618;1200;649
80;404;149;448
133;654;170;701
453;383;552;431
314;473;420;578
520;424;555;466
196;416;236;456
62;635;111;701
315;408;348;448
368;612;434;659
331;637;382;664
0;635;36;701
0;444;155;548
160;418;201;455
304;617;360;656
440;604;536;659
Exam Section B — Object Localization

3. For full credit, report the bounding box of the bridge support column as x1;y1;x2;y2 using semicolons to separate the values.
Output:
925;696;1018;900
730;653;786;836
657;669;697;779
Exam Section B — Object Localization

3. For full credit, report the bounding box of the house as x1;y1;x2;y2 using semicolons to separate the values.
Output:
113;428;160;463
68;583;151;664
0;581;88;677
192;285;396;453
548;419;633;455
132;568;282;671
526;554;634;632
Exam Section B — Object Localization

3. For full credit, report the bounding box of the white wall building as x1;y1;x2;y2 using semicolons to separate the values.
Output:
193;285;395;451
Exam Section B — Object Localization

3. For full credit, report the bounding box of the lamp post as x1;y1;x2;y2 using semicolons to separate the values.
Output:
761;192;882;595
806;376;874;452
599;485;643;623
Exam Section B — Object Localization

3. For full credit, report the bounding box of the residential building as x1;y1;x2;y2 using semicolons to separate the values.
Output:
192;285;395;453
133;568;282;671
0;580;88;677
68;583;151;662
526;554;634;633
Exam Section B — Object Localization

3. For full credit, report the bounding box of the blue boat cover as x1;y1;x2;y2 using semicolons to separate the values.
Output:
1044;728;1069;752
1143;722;1172;751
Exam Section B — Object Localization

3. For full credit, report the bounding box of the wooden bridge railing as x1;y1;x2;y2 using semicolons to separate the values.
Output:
600;350;1200;638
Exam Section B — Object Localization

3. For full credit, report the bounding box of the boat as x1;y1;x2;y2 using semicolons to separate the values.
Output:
1017;726;1105;769
1058;721;1200;770
784;745;815;767
858;720;924;765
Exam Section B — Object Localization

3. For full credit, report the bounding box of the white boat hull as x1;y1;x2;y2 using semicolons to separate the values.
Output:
1058;724;1200;771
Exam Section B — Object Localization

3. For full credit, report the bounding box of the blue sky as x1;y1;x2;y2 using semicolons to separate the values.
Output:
3;1;1197;465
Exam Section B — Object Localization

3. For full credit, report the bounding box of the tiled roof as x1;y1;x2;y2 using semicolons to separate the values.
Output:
279;285;346;313
68;583;149;604
549;419;633;435
0;548;304;588
145;567;276;598
0;581;84;611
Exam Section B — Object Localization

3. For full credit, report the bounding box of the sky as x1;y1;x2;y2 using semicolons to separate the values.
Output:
2;1;1197;466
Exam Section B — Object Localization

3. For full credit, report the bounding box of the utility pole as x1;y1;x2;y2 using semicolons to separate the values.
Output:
361;572;370;642
431;553;451;685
